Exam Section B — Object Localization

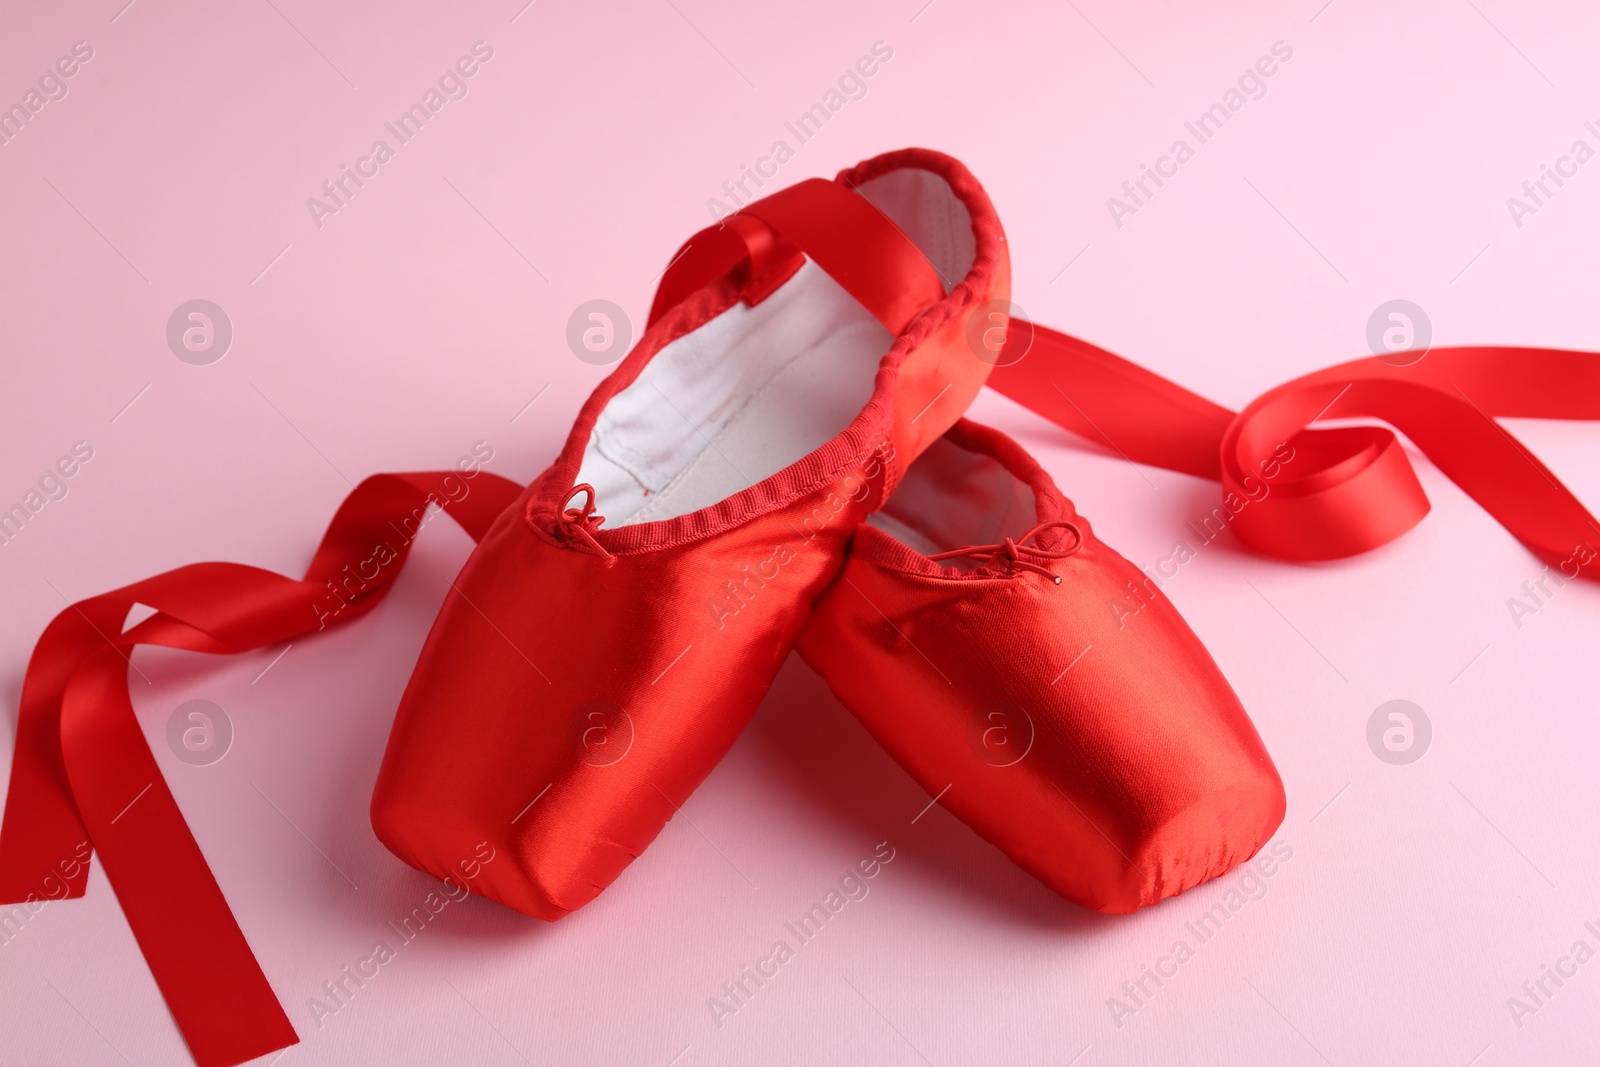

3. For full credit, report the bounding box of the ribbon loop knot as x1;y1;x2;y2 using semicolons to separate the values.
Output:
550;484;615;564
928;519;1083;582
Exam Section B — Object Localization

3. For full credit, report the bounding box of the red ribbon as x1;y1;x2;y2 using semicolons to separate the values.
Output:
989;327;1600;575
3;206;1599;1064
0;471;521;1067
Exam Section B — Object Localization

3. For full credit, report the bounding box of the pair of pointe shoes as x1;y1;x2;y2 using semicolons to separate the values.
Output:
371;149;1285;918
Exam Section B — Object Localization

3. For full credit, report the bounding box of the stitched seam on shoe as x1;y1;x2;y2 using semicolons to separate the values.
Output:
531;149;1005;555
590;419;671;494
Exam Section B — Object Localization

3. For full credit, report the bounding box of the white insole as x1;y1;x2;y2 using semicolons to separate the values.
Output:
575;168;978;527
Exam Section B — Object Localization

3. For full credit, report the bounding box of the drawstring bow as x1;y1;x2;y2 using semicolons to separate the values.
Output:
927;519;1083;582
537;484;615;564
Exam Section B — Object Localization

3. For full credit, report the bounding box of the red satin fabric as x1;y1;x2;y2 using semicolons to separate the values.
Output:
650;176;948;338
0;471;522;1066
0;148;1596;1066
798;419;1285;912
990;328;1600;575
373;150;1008;917
372;457;890;918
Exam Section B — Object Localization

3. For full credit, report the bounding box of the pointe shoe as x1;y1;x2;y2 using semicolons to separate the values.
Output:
796;418;1285;912
372;150;1009;918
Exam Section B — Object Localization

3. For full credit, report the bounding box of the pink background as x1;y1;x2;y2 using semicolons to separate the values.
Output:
3;0;1599;1063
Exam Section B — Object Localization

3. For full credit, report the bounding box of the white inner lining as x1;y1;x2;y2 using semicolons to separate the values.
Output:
577;169;978;526
866;435;1038;562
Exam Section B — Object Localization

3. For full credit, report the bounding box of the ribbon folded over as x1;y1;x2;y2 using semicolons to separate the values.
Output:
3;247;1598;1065
990;327;1600;576
0;471;522;1067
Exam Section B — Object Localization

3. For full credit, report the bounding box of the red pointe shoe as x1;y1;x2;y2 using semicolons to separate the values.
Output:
372;150;1008;918
797;418;1285;912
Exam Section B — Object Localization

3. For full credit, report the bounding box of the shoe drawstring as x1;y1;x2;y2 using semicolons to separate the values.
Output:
927;519;1083;583
544;483;615;564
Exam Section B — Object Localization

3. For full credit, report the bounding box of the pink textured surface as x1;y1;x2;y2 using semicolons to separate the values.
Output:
2;1;1598;1064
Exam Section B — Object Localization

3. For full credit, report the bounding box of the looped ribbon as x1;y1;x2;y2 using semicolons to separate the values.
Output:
987;328;1600;579
2;169;1599;1067
0;471;522;1066
538;483;614;563
927;519;1083;582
